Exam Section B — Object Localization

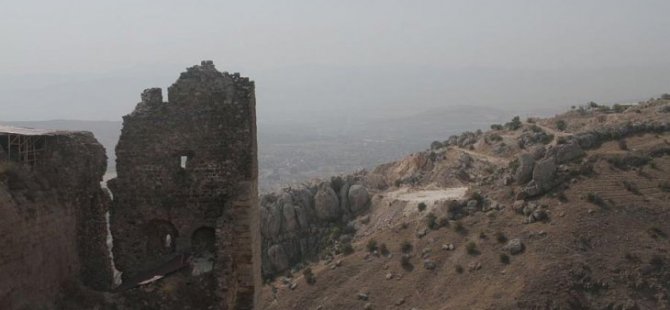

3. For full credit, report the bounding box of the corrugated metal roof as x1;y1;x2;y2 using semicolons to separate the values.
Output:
0;124;65;136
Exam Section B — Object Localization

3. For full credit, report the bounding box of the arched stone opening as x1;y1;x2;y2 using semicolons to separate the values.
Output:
191;226;216;276
144;219;178;256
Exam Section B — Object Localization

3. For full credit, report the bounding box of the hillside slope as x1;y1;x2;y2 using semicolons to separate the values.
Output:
260;97;670;310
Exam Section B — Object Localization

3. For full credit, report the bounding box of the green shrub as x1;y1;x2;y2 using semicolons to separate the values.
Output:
366;239;378;253
455;264;464;273
417;202;427;212
465;241;478;255
586;192;607;207
490;124;503;131
622;180;641;195
379;243;389;256
400;254;412;270
401;240;413;253
499;253;510;264
495;231;507;243
556;119;568;131
488;133;503;142
303;267;316;285
505;116;522;131
618;139;628;150
425;212;438;230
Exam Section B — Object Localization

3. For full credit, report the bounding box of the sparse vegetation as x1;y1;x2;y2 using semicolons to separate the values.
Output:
505;116;522;131
659;181;670;192
465;241;478;255
586;192;607;208
556;119;567;131
417;202;427;212
400;254;412;270
648;226;667;239
488;133;503;142
622;180;641;195
495;231;507;243
491;124;503;131
453;221;466;234
303;267;316;285
618;139;628;150
499;253;510;264
379;243;390;256
430;141;444;150
401;240;413;254
455;264;464;274
342;243;354;255
366;239;378;253
425;212;438;230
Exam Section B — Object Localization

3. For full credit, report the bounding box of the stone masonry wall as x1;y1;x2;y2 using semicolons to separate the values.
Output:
0;132;112;309
108;61;261;309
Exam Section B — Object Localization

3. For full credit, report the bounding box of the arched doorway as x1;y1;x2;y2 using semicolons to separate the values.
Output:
144;219;178;256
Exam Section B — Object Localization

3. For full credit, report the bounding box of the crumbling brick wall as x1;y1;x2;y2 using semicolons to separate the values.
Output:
0;132;112;309
108;61;261;309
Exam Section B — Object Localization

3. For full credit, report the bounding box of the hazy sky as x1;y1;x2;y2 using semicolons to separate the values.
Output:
2;0;670;121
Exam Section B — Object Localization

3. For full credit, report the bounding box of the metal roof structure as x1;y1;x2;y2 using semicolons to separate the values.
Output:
0;125;66;136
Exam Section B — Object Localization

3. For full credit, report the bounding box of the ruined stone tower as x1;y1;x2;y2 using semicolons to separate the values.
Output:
108;61;260;309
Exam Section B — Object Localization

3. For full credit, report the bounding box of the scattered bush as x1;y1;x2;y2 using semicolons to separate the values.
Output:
379;243;390;256
659;181;670;192
400;254;412;270
455;264;464;273
479;231;487;239
430;141;444;150
453;221;466;234
618;139;628;151
660;93;670;100
622;180;641;195
425;212;438;230
556;119;567;131
491;124;504;131
526;117;536;123
586;192;607;207
465;241;478;255
612;104;631;113
366;239;378;253
417;202;427;212
488;133;503;142
437;216;449;228
499;253;510;264
648;226;667;239
505;116;522;131
342;243;354;255
303;267;316;285
401;240;413;253
495;231;507;244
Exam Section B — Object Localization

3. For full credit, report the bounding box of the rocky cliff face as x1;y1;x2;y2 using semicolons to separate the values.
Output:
260;174;370;279
0;132;111;309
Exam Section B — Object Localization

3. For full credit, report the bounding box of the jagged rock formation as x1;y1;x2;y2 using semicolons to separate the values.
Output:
260;175;370;279
108;61;261;309
0;130;111;309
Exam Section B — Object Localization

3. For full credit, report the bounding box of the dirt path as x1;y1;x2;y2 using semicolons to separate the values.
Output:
453;147;510;165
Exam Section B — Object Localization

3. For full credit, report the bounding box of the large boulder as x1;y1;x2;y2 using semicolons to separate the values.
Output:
503;238;525;255
554;142;584;164
267;244;289;273
261;204;283;239
314;182;341;221
282;204;299;233
347;185;370;214
532;157;556;191
515;153;535;184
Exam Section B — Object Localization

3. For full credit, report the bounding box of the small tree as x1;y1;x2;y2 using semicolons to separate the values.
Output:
417;202;427;212
556;119;567;131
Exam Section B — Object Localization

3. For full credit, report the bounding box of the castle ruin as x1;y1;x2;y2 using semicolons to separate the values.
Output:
108;61;261;309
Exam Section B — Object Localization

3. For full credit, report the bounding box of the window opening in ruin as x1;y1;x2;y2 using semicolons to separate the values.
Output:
145;220;178;256
191;226;215;275
180;155;188;169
